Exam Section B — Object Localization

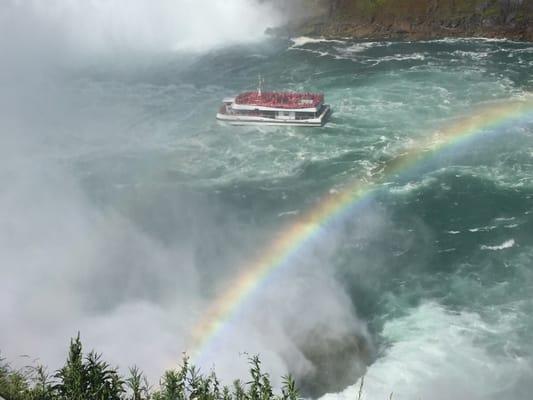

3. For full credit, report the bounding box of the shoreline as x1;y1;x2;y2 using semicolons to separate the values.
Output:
269;20;533;43
306;22;532;42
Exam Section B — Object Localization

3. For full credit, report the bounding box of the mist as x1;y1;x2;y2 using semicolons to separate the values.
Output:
0;0;372;394
1;0;284;54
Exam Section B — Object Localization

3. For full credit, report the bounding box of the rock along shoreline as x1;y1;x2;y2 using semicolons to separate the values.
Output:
267;0;533;43
268;18;532;42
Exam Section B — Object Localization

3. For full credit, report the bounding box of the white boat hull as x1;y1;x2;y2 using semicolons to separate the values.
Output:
217;105;331;127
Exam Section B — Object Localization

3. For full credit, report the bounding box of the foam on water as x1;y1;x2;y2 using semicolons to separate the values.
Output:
341;41;388;53
320;302;533;400
290;36;346;47
481;239;516;251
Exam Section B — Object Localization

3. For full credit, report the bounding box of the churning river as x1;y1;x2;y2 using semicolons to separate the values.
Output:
2;35;533;400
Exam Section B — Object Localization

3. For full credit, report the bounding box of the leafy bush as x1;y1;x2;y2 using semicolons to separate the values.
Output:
0;335;299;400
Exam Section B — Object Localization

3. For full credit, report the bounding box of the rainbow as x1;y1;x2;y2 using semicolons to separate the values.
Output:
190;98;533;363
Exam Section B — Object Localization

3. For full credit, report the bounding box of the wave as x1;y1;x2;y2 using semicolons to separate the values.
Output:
368;53;426;65
387;176;438;194
451;50;491;60
290;36;346;47
420;37;522;44
289;47;332;57
468;225;498;232
320;302;532;400
481;239;516;251
340;41;391;54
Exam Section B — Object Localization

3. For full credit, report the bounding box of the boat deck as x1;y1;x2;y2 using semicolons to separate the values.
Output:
234;92;324;110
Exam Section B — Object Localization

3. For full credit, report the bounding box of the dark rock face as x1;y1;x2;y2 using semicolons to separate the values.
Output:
295;330;371;398
272;0;532;41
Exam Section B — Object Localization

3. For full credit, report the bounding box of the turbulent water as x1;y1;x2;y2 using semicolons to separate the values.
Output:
3;35;533;399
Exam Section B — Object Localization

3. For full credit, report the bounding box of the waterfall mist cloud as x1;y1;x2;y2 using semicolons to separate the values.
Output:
0;0;372;393
196;241;373;391
1;0;283;55
0;139;200;373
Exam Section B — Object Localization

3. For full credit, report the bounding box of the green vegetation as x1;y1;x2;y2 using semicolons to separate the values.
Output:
334;0;494;19
325;0;531;23
292;0;532;41
0;335;300;400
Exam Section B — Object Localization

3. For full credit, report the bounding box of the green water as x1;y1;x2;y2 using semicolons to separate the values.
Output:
3;37;533;399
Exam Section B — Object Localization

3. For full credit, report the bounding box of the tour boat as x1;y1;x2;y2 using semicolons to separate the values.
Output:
216;87;331;127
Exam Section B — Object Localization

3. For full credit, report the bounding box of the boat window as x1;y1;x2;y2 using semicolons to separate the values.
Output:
296;111;313;120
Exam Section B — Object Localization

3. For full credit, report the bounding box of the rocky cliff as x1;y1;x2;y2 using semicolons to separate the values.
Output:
271;0;533;41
